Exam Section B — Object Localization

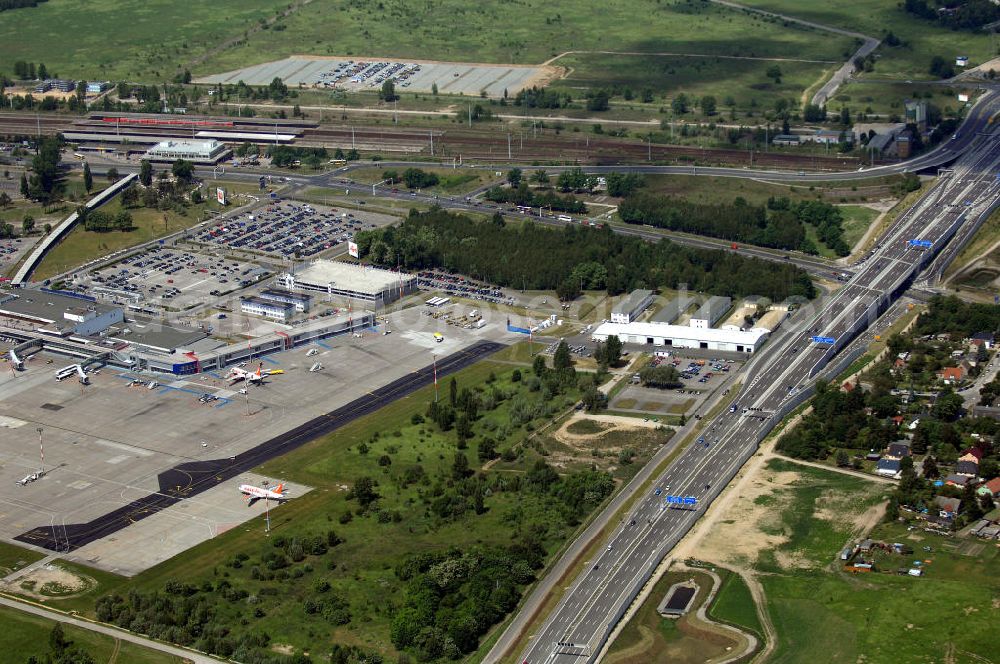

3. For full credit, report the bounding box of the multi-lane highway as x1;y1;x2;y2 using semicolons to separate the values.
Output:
498;97;1000;664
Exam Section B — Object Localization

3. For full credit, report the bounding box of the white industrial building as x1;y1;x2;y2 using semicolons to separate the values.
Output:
240;296;295;323
611;289;653;324
592;321;768;354
144;139;230;164
259;288;311;312
0;291;123;336
277;259;418;307
690;296;732;329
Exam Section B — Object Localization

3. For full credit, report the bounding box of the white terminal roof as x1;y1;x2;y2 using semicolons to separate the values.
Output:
593;321;769;346
147;139;224;157
292;259;415;294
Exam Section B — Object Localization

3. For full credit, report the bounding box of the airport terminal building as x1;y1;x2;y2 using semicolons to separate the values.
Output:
0;291;123;336
278;260;417;307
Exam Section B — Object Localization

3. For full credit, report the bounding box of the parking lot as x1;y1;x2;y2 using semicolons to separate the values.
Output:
197;56;551;97
0;311;512;573
192;201;391;258
418;269;517;306
72;245;275;312
0;236;34;277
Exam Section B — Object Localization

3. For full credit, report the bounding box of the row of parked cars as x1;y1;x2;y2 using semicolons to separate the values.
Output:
195;203;370;257
416;270;514;306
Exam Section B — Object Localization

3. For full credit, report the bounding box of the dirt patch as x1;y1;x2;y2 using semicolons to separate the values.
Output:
5;564;95;600
271;644;295;655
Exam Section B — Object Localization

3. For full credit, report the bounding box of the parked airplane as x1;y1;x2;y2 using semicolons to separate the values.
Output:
239;482;290;506
227;363;266;385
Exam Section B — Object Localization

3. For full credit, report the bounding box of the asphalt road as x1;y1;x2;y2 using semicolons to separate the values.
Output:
498;96;1000;664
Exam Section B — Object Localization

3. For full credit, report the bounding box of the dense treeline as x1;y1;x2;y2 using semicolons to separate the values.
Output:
914;295;1000;339
390;461;613;659
1;0;46;11
484;182;587;213
513;85;572;109
903;0;1000;30
356;209;816;300
266;145;328;168
619;193;849;256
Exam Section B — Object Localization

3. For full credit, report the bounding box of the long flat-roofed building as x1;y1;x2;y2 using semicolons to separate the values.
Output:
611;289;654;324
0;291;123;336
690;296;732;329
592;321;767;354
144;139;230;164
277;260;417;307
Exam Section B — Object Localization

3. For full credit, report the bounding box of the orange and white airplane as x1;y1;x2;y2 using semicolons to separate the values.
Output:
239;482;290;507
227;363;266;385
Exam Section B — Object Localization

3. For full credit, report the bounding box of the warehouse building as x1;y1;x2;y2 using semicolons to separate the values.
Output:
0;291;123;336
241;296;295;323
690;296;732;329
611;289;654;324
650;296;691;324
144;139;230;164
277;259;417;307
259;288;311;312
591;321;768;354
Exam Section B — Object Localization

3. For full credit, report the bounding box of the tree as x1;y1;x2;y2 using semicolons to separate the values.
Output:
380;79;397;102
766;65;783;84
431;82;438;95
452;452;470;480
106;166;119;181
531;169;550;185
553;341;572;370
0;192;10;209
21;215;34;234
28;137;63;204
171;159;194;182
922;455;939;479
507;168;522;187
671;93;689;114
82;161;92;192
532;354;546;376
604;334;623;367
20;173;29;198
350;476;379;509
586;90;610;111
582;385;607;412
139;159;152;186
700;95;717;116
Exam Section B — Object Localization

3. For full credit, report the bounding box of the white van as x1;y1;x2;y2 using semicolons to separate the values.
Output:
557;214;573;222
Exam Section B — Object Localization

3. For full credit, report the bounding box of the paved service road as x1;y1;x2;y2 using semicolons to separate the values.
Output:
0;595;215;663
494;96;1000;664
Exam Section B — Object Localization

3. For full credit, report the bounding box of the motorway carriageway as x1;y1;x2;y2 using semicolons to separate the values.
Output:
15;340;505;552
512;98;1000;664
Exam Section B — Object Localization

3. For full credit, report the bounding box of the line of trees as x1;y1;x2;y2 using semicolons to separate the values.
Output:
619;193;850;256
903;0;1000;30
914;295;1000;339
356;209;816;301
484;182;587;213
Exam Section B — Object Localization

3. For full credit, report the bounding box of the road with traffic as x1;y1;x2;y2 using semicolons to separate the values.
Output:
493;94;1000;664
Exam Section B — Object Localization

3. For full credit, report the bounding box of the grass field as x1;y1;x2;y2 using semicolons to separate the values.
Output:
707;568;764;641
33;352;618;661
641;174;898;206
0;541;45;575
707;457;1000;664
739;0;996;80
0;604;185;664
0;0;848;103
346;166;491;195
832;80;965;118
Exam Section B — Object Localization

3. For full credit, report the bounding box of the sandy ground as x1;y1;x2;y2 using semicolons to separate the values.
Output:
3;563;94;601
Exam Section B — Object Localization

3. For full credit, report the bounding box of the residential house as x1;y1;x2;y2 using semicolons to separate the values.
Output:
885;441;911;460
970;332;994;350
876;458;902;478
891;357;907;374
956;456;980;477
945;473;973;487
977;477;1000;500
934;496;961;519
938;365;966;384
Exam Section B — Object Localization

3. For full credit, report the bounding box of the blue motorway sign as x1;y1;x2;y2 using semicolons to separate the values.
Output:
811;335;836;344
907;239;933;248
664;495;698;505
